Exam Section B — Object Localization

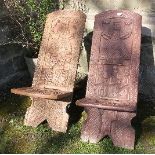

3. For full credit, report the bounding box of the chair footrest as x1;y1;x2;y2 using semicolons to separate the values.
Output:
11;87;73;100
76;98;136;112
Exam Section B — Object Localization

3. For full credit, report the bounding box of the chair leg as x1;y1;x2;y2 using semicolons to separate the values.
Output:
81;107;103;143
47;100;69;133
110;112;136;149
24;98;46;127
81;107;136;149
81;108;117;143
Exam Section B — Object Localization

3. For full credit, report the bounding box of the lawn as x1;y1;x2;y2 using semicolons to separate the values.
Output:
0;93;155;153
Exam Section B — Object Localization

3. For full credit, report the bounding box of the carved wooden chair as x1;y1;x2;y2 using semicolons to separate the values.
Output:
11;10;86;132
76;10;142;149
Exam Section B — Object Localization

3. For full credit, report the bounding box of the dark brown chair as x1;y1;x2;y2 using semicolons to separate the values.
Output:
76;10;142;149
11;10;86;132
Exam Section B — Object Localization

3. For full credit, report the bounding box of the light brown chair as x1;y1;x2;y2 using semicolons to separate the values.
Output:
11;10;86;132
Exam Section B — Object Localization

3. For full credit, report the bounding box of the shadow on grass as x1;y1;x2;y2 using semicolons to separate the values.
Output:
99;137;135;154
67;31;93;128
134;27;155;147
37;124;81;154
0;93;31;118
67;79;87;127
134;98;155;145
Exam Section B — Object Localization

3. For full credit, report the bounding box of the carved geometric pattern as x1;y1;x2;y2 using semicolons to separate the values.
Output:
78;10;142;108
11;10;86;132
76;10;142;149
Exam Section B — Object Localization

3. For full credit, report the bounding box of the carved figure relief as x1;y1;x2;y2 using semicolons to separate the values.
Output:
86;11;141;106
99;17;133;62
88;64;130;100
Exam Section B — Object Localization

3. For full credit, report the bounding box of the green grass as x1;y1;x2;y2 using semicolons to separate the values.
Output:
0;94;155;153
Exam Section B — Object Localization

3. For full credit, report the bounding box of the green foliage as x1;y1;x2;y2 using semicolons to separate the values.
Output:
4;0;59;56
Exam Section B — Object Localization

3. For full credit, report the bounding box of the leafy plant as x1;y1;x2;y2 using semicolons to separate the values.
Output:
3;0;60;57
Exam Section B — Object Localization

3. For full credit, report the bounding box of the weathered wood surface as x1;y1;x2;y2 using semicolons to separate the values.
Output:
12;87;72;100
76;10;142;149
12;10;86;95
24;98;70;132
11;10;86;132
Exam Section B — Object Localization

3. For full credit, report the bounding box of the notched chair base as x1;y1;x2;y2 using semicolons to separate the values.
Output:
11;87;72;132
24;98;69;132
80;106;136;149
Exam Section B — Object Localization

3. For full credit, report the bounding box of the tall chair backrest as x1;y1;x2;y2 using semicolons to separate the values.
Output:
86;10;141;110
32;10;86;92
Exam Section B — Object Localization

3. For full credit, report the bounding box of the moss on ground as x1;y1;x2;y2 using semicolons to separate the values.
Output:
0;94;155;153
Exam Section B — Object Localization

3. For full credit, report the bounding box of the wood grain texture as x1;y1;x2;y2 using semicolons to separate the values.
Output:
11;87;72;99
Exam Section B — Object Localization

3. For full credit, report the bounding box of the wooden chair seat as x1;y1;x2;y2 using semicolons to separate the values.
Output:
76;98;136;112
11;87;72;100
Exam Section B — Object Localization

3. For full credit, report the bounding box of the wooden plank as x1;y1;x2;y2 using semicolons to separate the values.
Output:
11;87;72;100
